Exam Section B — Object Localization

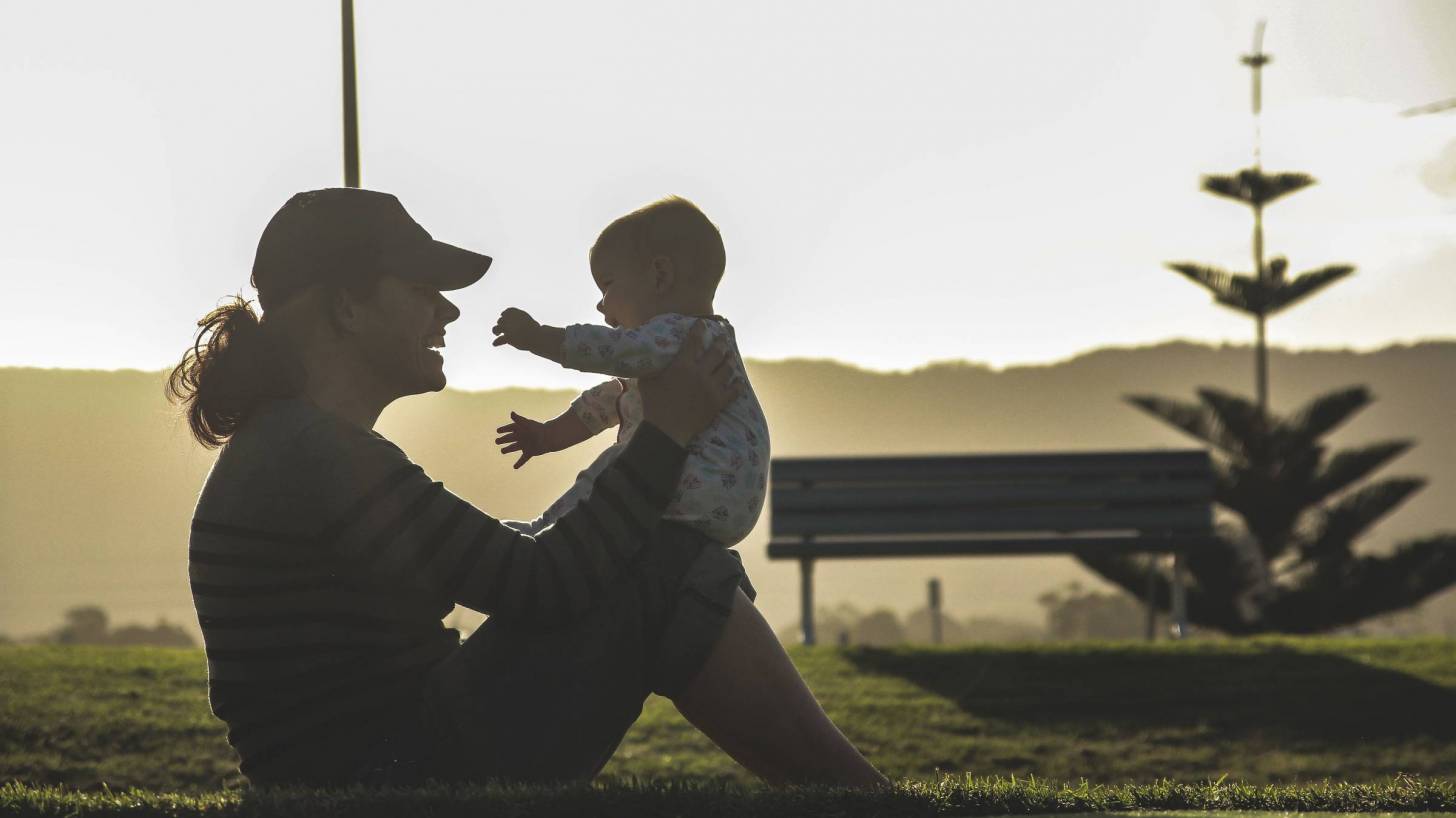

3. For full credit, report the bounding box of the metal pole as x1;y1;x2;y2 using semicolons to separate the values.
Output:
928;578;943;645
1171;552;1189;640
341;0;360;188
800;558;816;646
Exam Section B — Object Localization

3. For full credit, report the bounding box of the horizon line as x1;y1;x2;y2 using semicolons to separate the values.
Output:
3;336;1452;387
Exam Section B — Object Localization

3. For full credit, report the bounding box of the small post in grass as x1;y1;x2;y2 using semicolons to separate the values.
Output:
928;578;943;645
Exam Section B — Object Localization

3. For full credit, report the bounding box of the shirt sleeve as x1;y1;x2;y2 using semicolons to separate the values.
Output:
569;379;624;436
294;414;686;625
560;313;711;378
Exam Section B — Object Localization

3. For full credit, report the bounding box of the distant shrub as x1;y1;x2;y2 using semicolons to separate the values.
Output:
777;603;1046;646
1037;582;1149;640
45;605;195;648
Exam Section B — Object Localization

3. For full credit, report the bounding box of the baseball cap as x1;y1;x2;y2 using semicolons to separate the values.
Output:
251;188;492;312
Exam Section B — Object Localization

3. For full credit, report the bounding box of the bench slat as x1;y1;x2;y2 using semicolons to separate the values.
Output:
771;478;1212;512
766;534;1217;559
772;450;1210;485
772;504;1210;537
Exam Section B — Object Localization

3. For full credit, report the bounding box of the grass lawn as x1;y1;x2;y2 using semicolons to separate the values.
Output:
2;638;1454;813
3;778;1456;818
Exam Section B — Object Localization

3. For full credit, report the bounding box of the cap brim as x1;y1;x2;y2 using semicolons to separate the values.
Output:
391;239;492;291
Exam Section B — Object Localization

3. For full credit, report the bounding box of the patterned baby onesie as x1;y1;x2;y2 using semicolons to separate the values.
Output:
509;313;769;546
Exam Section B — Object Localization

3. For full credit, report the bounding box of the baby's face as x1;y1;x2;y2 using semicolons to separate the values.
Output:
590;251;659;329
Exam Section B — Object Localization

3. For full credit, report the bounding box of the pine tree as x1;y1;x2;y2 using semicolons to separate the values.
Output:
1079;387;1456;634
1077;23;1456;634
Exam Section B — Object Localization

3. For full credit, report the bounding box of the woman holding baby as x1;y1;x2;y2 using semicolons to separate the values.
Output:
170;187;885;788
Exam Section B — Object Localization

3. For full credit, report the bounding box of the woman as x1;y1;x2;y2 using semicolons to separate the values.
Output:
169;187;885;788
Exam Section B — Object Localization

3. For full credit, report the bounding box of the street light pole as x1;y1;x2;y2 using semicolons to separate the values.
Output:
341;0;360;187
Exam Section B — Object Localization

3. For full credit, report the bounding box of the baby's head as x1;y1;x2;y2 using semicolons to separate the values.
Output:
589;196;725;329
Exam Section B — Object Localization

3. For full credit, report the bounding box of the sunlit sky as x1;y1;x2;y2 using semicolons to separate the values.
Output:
3;0;1453;391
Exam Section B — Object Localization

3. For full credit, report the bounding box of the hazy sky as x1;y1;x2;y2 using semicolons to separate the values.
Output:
3;0;1454;391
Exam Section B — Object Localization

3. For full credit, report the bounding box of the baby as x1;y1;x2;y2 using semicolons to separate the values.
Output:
491;196;769;547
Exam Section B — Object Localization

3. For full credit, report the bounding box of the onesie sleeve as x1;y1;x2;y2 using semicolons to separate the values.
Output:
560;313;715;378
569;379;624;435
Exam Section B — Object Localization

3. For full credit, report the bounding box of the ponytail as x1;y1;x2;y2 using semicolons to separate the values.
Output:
166;296;303;449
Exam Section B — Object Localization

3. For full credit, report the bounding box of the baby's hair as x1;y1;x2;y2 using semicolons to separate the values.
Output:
591;196;726;293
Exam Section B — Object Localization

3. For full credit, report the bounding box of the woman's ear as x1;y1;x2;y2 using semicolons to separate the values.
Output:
327;286;363;335
650;255;677;294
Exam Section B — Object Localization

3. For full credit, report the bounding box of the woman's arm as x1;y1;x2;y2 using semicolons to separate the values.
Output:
307;419;684;624
304;322;737;625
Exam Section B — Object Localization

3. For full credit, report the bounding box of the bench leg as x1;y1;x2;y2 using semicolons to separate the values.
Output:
800;557;816;646
1171;552;1188;640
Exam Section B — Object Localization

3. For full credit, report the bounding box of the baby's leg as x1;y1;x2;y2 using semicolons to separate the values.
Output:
671;589;888;788
504;492;575;535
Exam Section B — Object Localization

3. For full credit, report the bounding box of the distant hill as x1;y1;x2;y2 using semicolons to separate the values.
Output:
2;340;1453;640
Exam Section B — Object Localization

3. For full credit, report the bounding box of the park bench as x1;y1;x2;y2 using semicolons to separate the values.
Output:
766;450;1217;644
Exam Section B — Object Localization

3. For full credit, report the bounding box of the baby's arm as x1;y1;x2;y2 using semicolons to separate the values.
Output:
494;380;623;469
495;309;711;379
493;308;567;364
562;314;711;378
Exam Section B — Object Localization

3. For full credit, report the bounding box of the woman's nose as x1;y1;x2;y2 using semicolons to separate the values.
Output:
595;299;606;316
439;293;461;325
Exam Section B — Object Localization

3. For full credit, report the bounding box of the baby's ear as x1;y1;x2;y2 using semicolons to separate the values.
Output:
650;255;677;293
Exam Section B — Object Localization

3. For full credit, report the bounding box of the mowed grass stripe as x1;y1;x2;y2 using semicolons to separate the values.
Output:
3;777;1455;818
2;639;1456;792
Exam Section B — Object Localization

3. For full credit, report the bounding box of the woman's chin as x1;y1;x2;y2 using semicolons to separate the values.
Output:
408;350;448;394
423;360;447;392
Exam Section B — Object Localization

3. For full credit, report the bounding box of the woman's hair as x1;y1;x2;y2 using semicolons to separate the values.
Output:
166;295;305;449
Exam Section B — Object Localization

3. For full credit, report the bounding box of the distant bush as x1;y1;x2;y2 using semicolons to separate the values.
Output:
44;606;195;648
1037;582;1149;640
777;603;1045;646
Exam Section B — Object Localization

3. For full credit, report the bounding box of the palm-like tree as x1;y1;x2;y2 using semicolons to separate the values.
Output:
1168;168;1353;412
1167;23;1352;413
1078;387;1456;634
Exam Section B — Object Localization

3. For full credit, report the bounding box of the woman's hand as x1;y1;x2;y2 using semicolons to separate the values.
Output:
637;321;741;447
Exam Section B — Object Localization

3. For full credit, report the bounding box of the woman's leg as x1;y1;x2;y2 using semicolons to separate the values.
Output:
412;529;712;783
412;523;738;783
671;589;889;789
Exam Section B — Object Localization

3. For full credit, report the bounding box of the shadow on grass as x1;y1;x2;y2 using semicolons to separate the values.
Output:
843;643;1456;741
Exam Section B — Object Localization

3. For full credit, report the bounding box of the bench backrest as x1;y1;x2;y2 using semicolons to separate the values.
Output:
770;450;1214;541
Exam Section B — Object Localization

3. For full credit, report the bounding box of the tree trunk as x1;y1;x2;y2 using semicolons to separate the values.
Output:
1252;201;1268;414
1256;313;1268;414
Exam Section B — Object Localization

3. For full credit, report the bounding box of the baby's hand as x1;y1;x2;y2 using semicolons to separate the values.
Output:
492;308;541;351
495;411;550;469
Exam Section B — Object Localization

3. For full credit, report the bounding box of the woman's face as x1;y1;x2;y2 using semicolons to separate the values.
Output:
351;275;461;398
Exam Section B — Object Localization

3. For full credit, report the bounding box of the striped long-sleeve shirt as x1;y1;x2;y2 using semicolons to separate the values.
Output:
188;397;685;785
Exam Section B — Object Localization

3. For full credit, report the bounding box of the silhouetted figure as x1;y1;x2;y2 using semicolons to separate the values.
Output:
168;188;885;789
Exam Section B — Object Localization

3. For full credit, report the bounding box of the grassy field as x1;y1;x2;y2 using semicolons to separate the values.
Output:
4;778;1456;818
2;639;1454;799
